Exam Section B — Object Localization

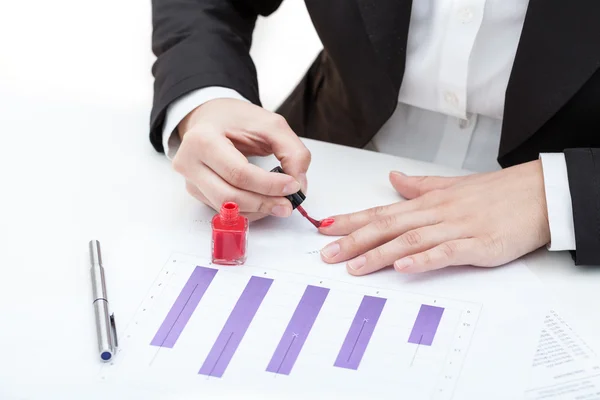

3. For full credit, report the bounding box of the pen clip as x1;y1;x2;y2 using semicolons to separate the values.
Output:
110;313;119;349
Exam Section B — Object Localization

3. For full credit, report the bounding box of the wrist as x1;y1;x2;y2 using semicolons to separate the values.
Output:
178;105;203;141
529;159;551;244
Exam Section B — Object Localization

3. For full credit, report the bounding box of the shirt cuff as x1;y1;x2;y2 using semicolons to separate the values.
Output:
539;153;577;251
161;87;249;160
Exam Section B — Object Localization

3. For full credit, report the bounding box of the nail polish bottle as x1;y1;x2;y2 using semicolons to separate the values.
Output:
211;202;248;265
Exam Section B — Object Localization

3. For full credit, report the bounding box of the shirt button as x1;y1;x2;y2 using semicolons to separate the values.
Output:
458;7;474;23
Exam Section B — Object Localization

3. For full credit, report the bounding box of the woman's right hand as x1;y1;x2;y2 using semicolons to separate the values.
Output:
172;98;311;221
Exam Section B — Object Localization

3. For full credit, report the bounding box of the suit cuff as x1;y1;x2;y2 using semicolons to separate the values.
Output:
161;87;249;160
539;153;576;251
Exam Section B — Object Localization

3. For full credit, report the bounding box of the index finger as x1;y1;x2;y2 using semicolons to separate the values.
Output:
198;135;302;197
254;114;312;192
318;198;427;236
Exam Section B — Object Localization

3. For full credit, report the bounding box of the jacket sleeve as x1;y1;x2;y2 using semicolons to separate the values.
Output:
149;0;284;152
564;148;600;265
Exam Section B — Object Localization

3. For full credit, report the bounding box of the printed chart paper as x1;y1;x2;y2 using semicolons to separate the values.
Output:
524;310;600;399
100;252;549;399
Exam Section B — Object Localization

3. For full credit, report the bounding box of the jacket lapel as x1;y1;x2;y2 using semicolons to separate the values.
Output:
500;0;600;158
303;0;413;145
355;0;413;89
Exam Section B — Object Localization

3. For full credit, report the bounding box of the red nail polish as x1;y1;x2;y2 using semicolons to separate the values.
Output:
271;166;332;229
211;202;248;265
319;218;334;228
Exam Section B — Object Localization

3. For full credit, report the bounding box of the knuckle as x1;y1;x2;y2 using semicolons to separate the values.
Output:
413;176;430;195
368;205;388;220
421;189;445;205
370;246;386;261
420;250;432;265
270;113;289;130
256;198;273;214
298;147;312;163
426;206;446;225
400;230;423;247
179;129;217;160
374;214;397;231
187;128;212;147
439;242;456;259
342;232;360;250
410;176;427;185
185;182;196;195
227;165;250;187
172;156;187;174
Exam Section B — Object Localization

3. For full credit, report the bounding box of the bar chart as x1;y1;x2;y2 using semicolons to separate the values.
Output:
101;253;481;399
409;304;445;346
149;266;217;349
198;275;273;378
266;285;329;375
333;295;386;370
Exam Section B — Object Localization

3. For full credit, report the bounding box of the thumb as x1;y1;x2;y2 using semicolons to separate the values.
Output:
389;171;463;199
279;147;311;194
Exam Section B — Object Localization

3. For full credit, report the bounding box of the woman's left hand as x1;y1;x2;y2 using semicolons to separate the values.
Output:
318;160;551;275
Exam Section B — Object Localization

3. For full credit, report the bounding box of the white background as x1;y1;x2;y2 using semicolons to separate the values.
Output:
1;1;600;399
0;0;322;111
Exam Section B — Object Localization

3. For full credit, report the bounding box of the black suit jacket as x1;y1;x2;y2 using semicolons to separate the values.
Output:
149;0;600;265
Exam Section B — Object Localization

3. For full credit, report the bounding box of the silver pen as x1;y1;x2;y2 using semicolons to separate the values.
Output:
89;240;118;362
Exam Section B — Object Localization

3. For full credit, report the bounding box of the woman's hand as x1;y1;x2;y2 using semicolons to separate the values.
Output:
173;98;311;221
318;160;551;275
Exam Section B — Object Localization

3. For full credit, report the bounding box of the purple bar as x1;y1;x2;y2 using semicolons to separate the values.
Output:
334;295;386;370
408;304;444;346
266;285;329;375
150;266;217;348
198;276;273;377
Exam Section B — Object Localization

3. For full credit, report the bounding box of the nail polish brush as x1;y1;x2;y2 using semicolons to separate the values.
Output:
270;166;334;228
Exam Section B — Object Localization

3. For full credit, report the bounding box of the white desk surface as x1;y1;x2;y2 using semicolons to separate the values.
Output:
1;2;599;398
2;85;600;399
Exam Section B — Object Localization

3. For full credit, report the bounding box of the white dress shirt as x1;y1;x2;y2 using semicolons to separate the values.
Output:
161;0;576;252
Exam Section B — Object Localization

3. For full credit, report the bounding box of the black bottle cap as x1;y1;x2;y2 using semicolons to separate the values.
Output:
270;166;306;209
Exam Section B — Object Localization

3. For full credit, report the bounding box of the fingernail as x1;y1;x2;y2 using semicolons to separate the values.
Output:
283;181;301;195
394;257;413;270
271;205;291;217
347;256;366;271
391;171;406;176
319;218;335;228
320;243;340;259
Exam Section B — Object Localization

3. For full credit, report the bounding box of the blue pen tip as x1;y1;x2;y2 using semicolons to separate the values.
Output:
101;351;112;361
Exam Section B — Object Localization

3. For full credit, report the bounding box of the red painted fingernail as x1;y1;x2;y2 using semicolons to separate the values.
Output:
319;218;334;228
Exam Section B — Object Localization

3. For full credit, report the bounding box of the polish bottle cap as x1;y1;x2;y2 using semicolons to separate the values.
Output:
270;166;305;209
